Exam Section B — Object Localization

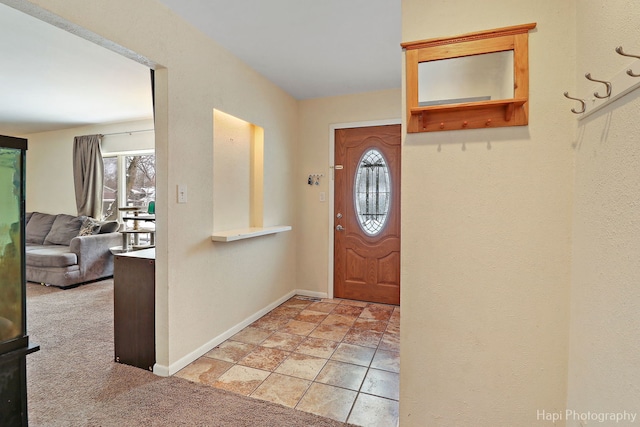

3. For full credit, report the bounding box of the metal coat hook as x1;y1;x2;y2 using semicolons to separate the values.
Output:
564;92;586;114
615;46;640;77
584;73;612;99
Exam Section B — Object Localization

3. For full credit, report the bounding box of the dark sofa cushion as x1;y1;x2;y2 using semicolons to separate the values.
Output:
25;246;77;268
25;212;57;244
98;221;119;233
44;214;86;246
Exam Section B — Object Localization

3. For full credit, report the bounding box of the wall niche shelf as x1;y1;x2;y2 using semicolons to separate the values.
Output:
402;23;536;133
211;226;292;242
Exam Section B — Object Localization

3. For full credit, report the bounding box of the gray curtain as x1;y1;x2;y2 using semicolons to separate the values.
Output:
73;134;104;219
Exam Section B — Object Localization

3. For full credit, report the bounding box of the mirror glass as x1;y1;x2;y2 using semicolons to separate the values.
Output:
418;50;514;106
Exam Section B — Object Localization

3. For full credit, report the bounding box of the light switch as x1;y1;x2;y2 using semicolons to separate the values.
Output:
177;184;188;203
319;192;326;202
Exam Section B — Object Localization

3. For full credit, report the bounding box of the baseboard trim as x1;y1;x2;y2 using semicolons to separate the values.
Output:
154;289;299;377
294;289;328;299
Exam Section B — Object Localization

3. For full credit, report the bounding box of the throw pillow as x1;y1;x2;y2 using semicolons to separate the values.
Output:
98;221;119;234
44;214;86;246
79;218;101;236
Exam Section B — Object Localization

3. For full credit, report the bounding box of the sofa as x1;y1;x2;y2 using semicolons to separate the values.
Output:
25;212;121;288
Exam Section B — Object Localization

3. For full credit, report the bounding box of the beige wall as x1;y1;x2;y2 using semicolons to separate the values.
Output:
23;118;154;215
297;88;401;295
10;0;298;374
400;1;575;425
567;1;640;424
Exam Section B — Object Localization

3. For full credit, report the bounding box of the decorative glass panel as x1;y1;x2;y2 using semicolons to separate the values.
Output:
354;149;391;236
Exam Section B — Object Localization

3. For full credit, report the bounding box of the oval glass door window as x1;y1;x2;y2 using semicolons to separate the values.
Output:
354;148;391;236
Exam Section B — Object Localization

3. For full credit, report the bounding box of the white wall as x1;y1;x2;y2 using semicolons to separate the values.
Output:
401;1;575;425
297;88;401;295
10;0;299;374
23;118;154;215
567;1;640;424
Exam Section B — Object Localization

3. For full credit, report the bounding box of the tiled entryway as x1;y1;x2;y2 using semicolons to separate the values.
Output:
176;296;400;426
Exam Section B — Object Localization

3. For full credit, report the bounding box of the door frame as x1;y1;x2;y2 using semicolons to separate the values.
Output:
327;118;401;299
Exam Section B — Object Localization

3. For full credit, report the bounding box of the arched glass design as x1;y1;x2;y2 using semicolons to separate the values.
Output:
354;148;391;236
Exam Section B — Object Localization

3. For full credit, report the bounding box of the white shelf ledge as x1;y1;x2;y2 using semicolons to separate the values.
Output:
211;226;292;242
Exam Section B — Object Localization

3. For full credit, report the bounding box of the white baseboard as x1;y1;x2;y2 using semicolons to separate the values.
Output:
295;289;328;299
154;289;298;376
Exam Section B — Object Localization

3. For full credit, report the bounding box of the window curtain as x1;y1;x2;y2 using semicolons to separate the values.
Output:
73;134;104;219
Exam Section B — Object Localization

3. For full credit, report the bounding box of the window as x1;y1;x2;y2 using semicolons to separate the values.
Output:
354;148;391;236
102;152;155;221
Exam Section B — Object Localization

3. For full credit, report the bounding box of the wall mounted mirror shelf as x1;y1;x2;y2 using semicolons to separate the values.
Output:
402;23;536;132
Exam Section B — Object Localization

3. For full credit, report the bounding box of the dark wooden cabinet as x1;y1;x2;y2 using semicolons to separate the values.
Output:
114;249;155;371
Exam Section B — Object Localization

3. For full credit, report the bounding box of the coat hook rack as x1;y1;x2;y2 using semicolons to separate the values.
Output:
565;45;640;119
564;92;586;114
584;73;612;99
615;46;640;77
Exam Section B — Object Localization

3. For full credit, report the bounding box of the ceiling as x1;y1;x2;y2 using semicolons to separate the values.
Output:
0;2;153;136
156;0;402;100
0;1;401;136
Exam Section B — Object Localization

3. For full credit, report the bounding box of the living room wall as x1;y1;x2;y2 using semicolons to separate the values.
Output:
8;0;298;375
23;118;154;215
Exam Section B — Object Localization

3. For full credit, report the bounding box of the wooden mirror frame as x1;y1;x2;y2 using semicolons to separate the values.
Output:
402;23;536;133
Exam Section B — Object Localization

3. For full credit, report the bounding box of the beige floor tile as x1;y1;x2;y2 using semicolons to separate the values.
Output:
213;365;270;396
343;329;383;348
280;319;318;336
174;357;233;385
338;299;368;307
295;382;357;423
307;301;338;313
295;310;328;324
378;333;400;352
322;314;357;328
270;306;303;319
330;343;376;367
230;326;272;345
309;323;350;342
260;331;304;352
296;337;339;359
275;352;327;380
360;304;394;321
320;298;340;304
238;346;290;371
385;321;400;335
250;314;291;331
250;373;311;408
205;341;255;363
347;393;399;427
361;368;399;400
352;318;388;333
281;298;312;310
315;360;367;391
371;349;400;374
332;304;365;317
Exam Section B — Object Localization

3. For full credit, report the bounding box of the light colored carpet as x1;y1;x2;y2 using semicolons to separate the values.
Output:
26;280;352;426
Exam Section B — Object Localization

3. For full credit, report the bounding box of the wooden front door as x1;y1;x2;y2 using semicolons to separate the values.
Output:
334;125;401;305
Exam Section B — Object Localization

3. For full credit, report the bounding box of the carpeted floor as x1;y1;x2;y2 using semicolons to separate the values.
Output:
26;280;353;426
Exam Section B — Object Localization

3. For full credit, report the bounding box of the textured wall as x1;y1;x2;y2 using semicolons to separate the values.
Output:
567;1;640;424
24;118;154;215
297;89;401;295
400;1;576;425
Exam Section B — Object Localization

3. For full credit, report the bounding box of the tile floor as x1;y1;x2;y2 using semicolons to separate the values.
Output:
176;296;400;426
